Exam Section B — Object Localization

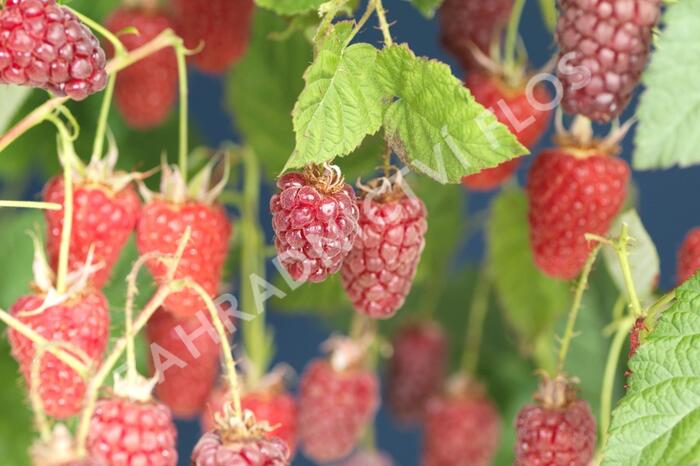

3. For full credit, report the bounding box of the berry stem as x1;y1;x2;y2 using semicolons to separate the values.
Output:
504;0;527;78
461;271;491;375
537;0;557;32
175;39;189;181
0;200;60;210
598;315;634;455
373;0;393;47
30;343;58;442
91;74;117;162
346;0;376;45
66;8;126;57
615;224;644;318
645;289;676;322
556;245;600;374
611;294;626;322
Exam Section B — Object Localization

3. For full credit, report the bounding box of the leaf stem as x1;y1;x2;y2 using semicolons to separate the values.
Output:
461;271;491;375
504;0;527;76
175;39;189;181
346;0;376;46
373;0;393;47
556;245;600;374
645;289;675;322
0;200;61;210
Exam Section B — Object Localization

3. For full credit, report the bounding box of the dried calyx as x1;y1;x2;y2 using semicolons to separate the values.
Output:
534;373;579;410
356;168;410;204
302;163;347;195
322;332;374;373
111;372;158;403
31;425;92;466
554;114;635;157
214;403;275;446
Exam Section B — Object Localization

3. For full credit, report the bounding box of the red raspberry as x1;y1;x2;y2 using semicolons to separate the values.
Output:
170;0;254;74
201;384;298;456
105;8;177;129
462;72;552;190
87;396;178;466
8;289;110;418
677;227;700;284
44;176;141;288
271;167;359;284
340;451;394;466
137;199;231;319
439;0;513;69
515;377;596;466
0;0;107;100
341;178;427;319
298;359;379;463
387;322;447;423
624;316;648;383
191;431;290;466
556;0;661;122
146;307;221;418
526;147;629;279
423;378;501;466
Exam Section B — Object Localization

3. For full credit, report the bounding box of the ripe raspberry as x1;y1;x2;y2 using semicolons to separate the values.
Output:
170;0;254;74
298;359;379;463
44;175;141;288
423;377;501;466
556;0;662;122
146;307;221;418
87;396;178;466
137;199;231;319
192;431;290;466
0;0;107;100
8;290;110;419
515;377;596;466
105;8;177;129
677;227;700;284
202;384;298;455
462;72;552;190
526;147;629;279
341;177;427;319
340;451;394;466
439;0;513;69
271;167;359;284
387;322;447;423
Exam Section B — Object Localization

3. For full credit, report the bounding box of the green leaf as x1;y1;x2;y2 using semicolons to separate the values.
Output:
0;85;32;134
271;274;352;314
409;0;444;18
226;9;313;178
0;340;32;466
487;187;569;346
286;22;384;171
603;274;700;465
633;0;700;170
603;210;659;305
376;44;527;184
255;0;325;15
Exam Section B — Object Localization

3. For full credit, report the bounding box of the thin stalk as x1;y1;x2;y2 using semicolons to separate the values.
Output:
0;200;60;210
67;8;126;56
538;0;557;32
461;272;491;375
30;344;59;442
346;0;376;46
645;289;676;322
175;41;189;180
91;74;116;161
556;245;600;374
51;118;75;295
374;0;393;46
611;295;626;323
615;224;644;318
504;0;527;74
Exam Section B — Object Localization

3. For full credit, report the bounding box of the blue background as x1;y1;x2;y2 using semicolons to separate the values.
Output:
176;1;694;464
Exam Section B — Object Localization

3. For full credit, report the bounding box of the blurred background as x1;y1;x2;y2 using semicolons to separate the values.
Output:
0;0;695;465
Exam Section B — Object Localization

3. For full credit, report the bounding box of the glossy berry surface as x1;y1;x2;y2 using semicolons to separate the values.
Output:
423;388;501;466
439;0;513;69
677;227;700;284
105;8;177;129
87;397;178;466
388;322;447;423
44;177;141;288
201;385;298;455
8;290;110;419
191;431;290;466
146;308;221;418
271;171;359;284
136;200;231;319
0;0;107;100
515;398;596;466
298;359;379;463
171;0;254;74
341;188;427;319
462;73;552;190
556;0;661;122
527;148;629;279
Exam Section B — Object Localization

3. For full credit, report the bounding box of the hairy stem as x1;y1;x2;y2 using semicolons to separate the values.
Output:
461;272;491;375
374;0;393;46
615;224;644;318
0;200;60;210
175;40;189;181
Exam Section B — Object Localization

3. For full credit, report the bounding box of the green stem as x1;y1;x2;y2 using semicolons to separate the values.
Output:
611;295;626;322
374;0;393;46
616;224;644;318
461;272;491;375
175;41;189;181
346;0;376;46
91;74;116;162
556;245;600;374
538;0;557;32
645;289;676;322
67;8;126;56
504;0;527;75
0;200;60;210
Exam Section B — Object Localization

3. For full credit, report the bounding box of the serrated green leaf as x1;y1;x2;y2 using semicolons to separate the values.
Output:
226;9;313;178
376;45;527;184
487;187;569;345
0;85;32;134
633;0;700;170
272;273;351;314
603;210;659;305
255;0;325;15
602;274;700;465
409;0;444;18
286;22;384;170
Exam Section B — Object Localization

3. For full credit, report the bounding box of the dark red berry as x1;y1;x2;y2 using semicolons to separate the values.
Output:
423;378;501;466
0;0;107;100
298;359;379;463
192;430;290;466
439;0;513;69
556;0;661;122
341;178;427;319
105;7;177;129
388;322;447;423
677;227;700;284
527;147;629;279
271;168;359;284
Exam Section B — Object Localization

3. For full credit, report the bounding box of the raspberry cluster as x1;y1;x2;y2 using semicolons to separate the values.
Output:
0;0;107;100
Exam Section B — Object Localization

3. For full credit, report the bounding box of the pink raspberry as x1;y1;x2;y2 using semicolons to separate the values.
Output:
0;0;107;100
271;166;359;284
340;451;395;466
191;431;290;465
